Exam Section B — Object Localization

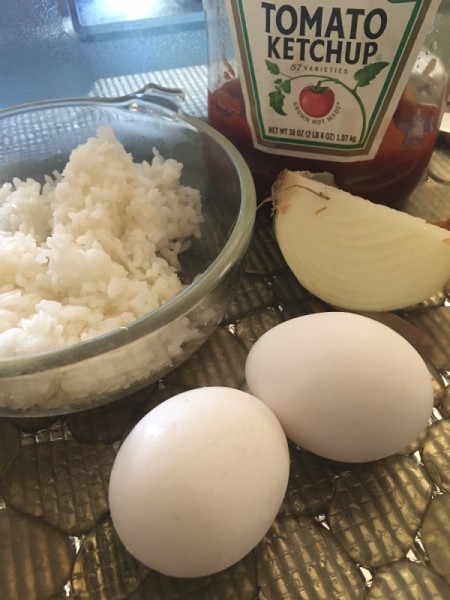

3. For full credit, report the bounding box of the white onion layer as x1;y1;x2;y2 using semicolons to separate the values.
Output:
273;171;450;311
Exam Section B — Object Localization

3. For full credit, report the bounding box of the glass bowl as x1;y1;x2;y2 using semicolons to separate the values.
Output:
0;84;256;416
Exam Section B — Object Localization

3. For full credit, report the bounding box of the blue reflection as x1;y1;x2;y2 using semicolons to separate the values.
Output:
73;0;203;26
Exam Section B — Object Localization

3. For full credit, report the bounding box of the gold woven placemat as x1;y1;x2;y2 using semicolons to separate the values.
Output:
0;67;448;599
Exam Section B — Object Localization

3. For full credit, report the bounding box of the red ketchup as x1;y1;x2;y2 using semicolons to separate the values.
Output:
208;79;443;206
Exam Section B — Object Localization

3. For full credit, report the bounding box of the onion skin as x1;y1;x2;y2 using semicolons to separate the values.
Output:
273;170;450;312
306;299;433;349
435;217;450;230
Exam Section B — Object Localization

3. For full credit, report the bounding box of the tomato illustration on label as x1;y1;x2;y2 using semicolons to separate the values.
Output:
266;60;389;142
299;84;335;118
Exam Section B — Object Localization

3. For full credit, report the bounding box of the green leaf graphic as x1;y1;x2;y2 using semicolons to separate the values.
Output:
280;79;292;93
354;61;389;88
266;60;281;75
269;89;286;115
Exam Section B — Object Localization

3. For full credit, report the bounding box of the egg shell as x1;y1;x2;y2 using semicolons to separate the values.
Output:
108;386;290;578
245;312;434;463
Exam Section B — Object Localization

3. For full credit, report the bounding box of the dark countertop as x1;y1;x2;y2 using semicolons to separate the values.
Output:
0;0;206;108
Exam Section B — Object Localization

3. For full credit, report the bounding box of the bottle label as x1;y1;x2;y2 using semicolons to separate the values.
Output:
225;0;440;162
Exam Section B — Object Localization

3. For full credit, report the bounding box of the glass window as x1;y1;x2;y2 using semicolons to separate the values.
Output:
69;0;204;34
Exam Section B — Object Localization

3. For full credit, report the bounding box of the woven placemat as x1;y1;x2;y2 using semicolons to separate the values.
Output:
0;67;448;599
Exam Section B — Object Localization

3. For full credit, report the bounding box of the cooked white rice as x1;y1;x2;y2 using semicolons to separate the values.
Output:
0;126;203;357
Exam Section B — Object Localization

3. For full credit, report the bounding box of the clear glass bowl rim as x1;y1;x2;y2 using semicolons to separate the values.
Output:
0;95;257;376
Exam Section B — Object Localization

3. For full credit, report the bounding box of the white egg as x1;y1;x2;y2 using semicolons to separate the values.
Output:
245;312;434;463
108;386;290;578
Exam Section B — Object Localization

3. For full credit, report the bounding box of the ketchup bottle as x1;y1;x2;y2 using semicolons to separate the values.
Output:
203;0;450;206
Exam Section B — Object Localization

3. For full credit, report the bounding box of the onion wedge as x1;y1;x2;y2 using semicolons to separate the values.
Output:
273;170;450;311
